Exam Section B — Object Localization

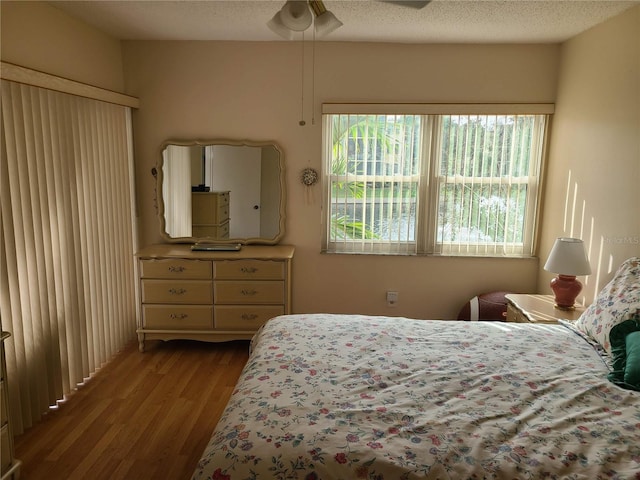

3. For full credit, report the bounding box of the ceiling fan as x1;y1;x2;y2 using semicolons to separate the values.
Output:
381;1;432;8
267;0;432;40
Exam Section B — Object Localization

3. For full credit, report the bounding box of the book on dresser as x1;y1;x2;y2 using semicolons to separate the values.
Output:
135;244;294;352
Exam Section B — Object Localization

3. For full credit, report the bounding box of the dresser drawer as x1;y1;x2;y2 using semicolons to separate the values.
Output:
192;220;229;238
506;303;521;323
214;260;284;280
192;191;229;222
141;279;213;304
214;281;284;304
216;203;230;222
143;305;213;329
140;259;212;279
218;191;230;206
214;306;284;330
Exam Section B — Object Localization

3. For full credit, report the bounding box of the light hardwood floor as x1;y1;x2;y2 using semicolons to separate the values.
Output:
14;339;250;480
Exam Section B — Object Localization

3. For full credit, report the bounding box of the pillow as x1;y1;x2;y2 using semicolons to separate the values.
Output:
573;257;640;390
574;257;640;353
608;315;640;391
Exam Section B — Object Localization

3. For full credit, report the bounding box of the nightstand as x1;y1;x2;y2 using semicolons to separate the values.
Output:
505;294;586;324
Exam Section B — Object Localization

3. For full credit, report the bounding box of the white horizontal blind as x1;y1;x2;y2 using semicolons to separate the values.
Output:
325;114;422;254
433;114;545;256
0;80;137;434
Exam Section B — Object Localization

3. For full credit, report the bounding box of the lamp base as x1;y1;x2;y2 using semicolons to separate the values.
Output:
550;274;583;310
553;303;576;311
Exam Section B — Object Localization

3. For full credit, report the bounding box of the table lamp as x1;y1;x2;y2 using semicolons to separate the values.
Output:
543;237;591;310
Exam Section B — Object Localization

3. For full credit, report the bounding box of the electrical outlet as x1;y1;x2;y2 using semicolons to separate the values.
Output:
386;291;399;307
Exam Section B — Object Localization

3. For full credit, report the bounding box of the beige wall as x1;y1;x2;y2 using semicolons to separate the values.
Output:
0;1;124;91
124;41;560;319
537;6;640;305
17;1;637;318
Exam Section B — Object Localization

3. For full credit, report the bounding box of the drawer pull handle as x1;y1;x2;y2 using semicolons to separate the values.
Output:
170;313;188;320
168;266;185;273
241;289;258;296
241;313;258;320
240;267;258;274
169;288;187;295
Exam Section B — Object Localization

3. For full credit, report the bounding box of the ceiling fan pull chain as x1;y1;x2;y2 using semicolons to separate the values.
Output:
299;30;306;126
311;25;316;126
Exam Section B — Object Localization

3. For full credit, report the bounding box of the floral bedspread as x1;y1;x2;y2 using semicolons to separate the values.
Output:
192;314;640;480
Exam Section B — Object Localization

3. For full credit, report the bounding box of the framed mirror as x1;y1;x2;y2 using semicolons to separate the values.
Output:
156;139;285;245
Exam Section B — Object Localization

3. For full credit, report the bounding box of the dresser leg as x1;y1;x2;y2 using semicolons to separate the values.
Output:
137;333;145;353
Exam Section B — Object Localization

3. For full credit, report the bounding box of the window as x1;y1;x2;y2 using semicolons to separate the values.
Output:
322;104;551;256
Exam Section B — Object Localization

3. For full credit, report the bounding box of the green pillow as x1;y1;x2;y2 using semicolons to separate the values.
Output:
608;315;640;391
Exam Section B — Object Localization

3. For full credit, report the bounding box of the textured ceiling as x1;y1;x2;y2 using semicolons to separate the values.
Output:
51;0;639;44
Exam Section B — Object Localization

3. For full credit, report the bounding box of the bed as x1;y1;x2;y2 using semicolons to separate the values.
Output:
192;259;640;480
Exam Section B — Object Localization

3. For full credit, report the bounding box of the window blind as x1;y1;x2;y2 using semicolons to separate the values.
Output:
0;79;137;434
325;114;422;254
162;145;192;237
323;105;548;256
432;114;545;256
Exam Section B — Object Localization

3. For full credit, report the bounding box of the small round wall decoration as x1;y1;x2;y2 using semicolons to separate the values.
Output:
300;167;319;187
300;167;319;204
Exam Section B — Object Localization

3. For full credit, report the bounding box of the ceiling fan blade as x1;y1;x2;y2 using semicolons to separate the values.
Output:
380;0;432;9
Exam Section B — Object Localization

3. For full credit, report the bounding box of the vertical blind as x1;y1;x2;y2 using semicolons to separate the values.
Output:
434;114;545;256
0;79;137;434
322;105;550;256
325;114;422;254
162;145;192;237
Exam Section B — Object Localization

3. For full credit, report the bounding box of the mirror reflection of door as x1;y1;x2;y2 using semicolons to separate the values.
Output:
206;145;261;238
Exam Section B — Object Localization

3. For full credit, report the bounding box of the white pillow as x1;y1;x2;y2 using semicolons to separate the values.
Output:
573;257;640;355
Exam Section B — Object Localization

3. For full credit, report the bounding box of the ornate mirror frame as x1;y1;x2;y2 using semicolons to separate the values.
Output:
155;139;286;245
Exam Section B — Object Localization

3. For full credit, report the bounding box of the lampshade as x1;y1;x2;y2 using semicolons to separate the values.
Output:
279;1;313;31
314;10;343;37
544;238;591;276
268;0;342;39
267;12;295;40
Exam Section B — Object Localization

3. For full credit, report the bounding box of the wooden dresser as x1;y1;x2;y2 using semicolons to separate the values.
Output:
1;332;21;480
135;244;294;352
191;191;230;238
